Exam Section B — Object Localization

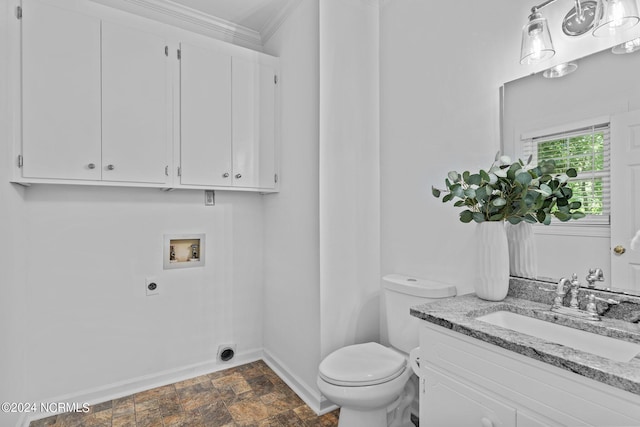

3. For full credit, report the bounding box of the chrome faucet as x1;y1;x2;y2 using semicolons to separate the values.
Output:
585;268;604;288
550;273;601;321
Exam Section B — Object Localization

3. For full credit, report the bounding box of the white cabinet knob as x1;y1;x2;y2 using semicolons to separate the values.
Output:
480;417;494;427
235;174;242;179
87;163;96;169
222;173;230;178
107;164;115;171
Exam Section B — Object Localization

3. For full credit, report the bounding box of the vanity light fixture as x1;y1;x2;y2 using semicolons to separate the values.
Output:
611;36;640;52
593;0;640;36
542;61;578;77
520;7;556;64
521;0;640;64
563;0;599;35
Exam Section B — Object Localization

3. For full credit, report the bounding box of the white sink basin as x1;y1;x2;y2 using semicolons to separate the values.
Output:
476;311;640;363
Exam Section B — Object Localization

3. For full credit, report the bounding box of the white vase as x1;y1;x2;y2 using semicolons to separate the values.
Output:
475;221;510;301
506;222;538;279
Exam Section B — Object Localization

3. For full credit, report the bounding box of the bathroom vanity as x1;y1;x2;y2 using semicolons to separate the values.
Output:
411;279;640;427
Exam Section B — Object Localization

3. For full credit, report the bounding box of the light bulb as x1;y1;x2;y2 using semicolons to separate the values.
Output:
610;0;627;27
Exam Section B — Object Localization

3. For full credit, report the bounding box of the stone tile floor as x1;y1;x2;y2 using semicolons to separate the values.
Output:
30;360;340;427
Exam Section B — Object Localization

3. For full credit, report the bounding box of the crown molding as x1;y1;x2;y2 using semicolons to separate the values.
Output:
260;0;303;45
90;0;264;51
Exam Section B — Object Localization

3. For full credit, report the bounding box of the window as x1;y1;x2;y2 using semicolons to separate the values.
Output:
523;123;610;225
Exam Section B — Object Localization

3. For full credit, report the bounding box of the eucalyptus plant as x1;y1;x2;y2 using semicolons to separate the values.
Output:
432;152;586;225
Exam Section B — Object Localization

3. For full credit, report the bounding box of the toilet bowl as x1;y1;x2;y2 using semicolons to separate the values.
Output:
317;274;456;427
317;342;413;427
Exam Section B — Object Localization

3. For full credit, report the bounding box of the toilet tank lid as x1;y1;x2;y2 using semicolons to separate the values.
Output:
383;274;457;298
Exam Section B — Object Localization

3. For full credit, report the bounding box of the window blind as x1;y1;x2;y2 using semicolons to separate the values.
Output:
522;123;610;225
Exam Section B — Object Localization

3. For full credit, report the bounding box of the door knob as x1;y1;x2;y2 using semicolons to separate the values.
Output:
613;245;626;255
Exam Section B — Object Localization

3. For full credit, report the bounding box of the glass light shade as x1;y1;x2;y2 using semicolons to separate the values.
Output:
593;0;640;37
542;62;578;78
520;14;555;64
612;36;640;52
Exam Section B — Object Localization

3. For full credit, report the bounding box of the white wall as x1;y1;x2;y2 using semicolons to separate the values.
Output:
262;0;323;410
1;0;267;410
318;0;380;358
379;1;525;311
262;0;381;412
21;186;265;401
0;2;27;426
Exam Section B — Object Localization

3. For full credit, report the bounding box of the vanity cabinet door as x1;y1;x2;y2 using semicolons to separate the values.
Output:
21;0;101;180
179;42;233;187
101;21;170;184
421;367;516;427
231;57;277;189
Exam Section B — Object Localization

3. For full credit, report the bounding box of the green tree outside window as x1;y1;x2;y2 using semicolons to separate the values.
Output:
536;132;605;216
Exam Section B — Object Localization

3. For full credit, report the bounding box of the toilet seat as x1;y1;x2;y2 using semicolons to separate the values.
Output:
318;342;406;387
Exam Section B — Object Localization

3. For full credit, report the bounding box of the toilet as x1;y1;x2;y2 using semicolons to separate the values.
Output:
317;274;457;427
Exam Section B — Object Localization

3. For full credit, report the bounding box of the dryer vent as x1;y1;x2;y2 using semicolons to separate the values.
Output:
217;344;236;362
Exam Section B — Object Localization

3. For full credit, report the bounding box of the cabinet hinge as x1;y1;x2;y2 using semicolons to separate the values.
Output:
16;6;22;19
177;49;181;60
164;46;168;57
274;173;278;183
177;166;181;177
274;74;278;84
17;154;23;168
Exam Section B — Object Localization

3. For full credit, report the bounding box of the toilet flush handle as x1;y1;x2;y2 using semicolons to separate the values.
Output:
409;347;421;375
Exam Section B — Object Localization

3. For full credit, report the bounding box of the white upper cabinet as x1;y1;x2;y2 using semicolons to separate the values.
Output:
15;0;279;192
179;42;233;187
21;0;101;180
101;21;170;184
178;47;278;190
232;58;277;189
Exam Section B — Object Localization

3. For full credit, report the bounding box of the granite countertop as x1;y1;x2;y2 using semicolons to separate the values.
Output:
410;290;640;396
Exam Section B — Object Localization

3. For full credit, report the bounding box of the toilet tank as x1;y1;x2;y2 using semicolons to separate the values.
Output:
383;274;456;353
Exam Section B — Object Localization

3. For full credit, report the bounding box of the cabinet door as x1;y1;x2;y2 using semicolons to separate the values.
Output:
421;368;516;427
179;43;232;186
231;58;276;189
102;21;169;184
21;0;101;180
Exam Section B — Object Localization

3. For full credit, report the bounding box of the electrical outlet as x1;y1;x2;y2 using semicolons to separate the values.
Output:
205;190;215;206
146;277;159;296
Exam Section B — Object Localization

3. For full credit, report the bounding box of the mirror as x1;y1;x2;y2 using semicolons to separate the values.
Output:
501;44;640;295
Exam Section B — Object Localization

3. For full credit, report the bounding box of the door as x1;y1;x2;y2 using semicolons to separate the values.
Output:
21;0;101;180
610;109;640;293
231;58;277;189
102;21;169;184
179;42;232;186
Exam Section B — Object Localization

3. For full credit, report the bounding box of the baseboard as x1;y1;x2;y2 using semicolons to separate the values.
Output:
21;348;263;427
261;349;338;416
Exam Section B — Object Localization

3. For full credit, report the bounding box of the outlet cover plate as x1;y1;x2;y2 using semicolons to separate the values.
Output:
205;190;215;206
146;277;159;296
